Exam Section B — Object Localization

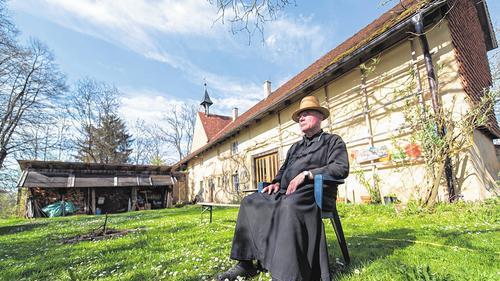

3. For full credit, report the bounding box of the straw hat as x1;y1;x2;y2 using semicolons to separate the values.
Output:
291;96;330;122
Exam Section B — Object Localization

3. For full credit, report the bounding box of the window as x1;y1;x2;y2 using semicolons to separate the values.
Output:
254;152;279;185
200;180;203;191
231;142;238;155
232;173;239;192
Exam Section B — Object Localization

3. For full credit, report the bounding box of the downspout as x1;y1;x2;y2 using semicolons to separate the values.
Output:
411;12;456;201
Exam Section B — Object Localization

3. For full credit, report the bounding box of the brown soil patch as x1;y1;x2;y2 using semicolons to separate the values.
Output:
61;228;139;244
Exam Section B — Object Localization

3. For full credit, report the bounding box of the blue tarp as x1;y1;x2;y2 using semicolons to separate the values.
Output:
41;201;79;217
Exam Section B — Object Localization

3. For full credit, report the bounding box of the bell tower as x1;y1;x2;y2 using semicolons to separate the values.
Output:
200;83;213;116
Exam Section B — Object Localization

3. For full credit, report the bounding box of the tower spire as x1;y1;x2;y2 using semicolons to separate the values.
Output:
200;82;213;115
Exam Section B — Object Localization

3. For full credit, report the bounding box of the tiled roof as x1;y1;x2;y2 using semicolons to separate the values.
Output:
198;112;232;141
176;0;431;167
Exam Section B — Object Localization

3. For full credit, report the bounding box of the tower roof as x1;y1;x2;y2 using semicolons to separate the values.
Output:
200;84;213;106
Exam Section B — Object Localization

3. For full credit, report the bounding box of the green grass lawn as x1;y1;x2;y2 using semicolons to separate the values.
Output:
0;199;498;281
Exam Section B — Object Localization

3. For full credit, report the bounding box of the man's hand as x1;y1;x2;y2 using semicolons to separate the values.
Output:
262;182;280;194
286;172;307;195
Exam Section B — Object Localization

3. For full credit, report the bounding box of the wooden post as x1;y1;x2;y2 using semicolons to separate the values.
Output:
360;69;384;204
409;38;425;109
26;188;33;218
323;85;333;131
277;112;284;177
160;187;166;208
131;187;137;211
91;188;96;215
61;194;65;217
167;190;173;208
84;187;89;214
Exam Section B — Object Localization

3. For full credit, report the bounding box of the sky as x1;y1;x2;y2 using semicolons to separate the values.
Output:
6;0;500;127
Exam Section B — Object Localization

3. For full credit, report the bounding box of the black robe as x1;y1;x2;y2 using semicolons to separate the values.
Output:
229;131;349;281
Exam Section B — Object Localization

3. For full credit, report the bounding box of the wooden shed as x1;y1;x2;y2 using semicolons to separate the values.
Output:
17;160;174;218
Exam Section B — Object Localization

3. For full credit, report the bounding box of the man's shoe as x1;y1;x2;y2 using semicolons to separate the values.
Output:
217;261;258;281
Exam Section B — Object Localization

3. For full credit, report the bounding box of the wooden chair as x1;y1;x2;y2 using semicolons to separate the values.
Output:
258;174;350;265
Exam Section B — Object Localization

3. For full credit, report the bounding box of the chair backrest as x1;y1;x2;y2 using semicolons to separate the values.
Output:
257;182;269;193
314;174;343;212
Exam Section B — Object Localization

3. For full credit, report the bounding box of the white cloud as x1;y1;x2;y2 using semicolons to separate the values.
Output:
118;89;187;125
12;0;263;111
263;15;329;63
43;0;218;35
201;72;263;113
147;50;263;114
11;0;221;58
10;0;330;118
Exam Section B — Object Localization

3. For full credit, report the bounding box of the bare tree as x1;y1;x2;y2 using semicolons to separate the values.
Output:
181;104;197;155
0;1;68;194
160;103;197;160
0;39;66;168
130;119;178;165
146;123;176;165
0;161;19;190
67;79;101;162
67;78;117;161
0;1;19;50
130;119;151;165
209;0;295;42
67;78;132;164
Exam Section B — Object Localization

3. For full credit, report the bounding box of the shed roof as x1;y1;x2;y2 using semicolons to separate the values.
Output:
17;160;173;189
18;160;171;173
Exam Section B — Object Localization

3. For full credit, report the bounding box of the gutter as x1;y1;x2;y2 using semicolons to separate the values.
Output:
411;10;455;201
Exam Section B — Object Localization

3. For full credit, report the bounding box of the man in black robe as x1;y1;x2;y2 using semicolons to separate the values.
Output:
217;96;349;281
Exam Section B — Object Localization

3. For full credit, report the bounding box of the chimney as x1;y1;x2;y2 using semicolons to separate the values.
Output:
264;80;272;97
232;107;238;121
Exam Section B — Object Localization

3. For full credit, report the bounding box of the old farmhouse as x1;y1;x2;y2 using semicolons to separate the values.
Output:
174;0;499;204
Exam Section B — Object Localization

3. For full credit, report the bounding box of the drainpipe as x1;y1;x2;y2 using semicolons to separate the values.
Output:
412;13;455;201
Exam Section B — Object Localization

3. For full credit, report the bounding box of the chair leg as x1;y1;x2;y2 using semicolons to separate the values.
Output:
330;210;350;265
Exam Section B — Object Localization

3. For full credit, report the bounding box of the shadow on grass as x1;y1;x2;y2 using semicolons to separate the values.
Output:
22;205;199;224
0;222;48;236
328;227;416;279
0;237;155;280
436;228;500;254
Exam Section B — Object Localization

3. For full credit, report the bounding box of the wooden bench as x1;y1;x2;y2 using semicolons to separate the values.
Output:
197;202;240;223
